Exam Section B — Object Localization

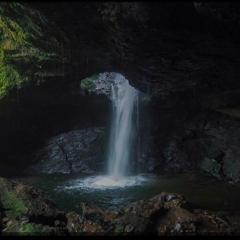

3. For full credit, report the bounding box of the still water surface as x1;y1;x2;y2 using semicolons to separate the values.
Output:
15;173;240;214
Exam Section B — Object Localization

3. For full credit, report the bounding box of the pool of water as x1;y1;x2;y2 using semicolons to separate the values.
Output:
15;172;240;214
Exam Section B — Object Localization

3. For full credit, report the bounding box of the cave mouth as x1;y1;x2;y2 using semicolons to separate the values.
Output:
10;72;240;214
3;2;240;234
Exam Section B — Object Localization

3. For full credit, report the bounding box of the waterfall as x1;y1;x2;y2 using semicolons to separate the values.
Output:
107;74;139;179
74;73;152;189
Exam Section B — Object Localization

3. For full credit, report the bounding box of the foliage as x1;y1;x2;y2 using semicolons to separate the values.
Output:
0;2;66;99
1;191;27;218
18;223;48;235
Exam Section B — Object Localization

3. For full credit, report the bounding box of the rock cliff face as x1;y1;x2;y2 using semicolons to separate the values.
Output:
2;2;240;99
30;2;240;97
0;2;69;173
28;128;107;175
147;104;240;182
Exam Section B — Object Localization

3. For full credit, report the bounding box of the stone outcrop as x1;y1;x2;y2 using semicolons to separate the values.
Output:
144;99;240;182
27;2;240;98
0;177;67;235
28;128;107;175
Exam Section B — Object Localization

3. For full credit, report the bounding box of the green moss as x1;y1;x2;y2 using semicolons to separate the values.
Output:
0;19;27;48
0;12;27;98
18;223;47;235
2;191;27;218
0;2;66;98
3;222;50;235
80;74;99;92
0;64;22;98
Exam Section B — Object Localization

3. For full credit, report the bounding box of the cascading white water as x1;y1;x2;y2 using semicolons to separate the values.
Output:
68;73;153;190
107;74;139;179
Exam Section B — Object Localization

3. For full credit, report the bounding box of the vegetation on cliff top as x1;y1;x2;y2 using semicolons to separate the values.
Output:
80;74;99;92
0;2;67;99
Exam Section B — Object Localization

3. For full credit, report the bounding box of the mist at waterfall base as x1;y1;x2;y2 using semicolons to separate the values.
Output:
66;73;153;190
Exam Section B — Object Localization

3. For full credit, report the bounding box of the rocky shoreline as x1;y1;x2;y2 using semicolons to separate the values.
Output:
0;177;239;235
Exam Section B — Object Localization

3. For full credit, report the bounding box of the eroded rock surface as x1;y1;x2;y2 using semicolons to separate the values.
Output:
28;128;107;175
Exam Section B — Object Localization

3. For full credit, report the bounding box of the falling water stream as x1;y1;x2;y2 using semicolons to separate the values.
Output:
107;75;138;179
73;74;151;189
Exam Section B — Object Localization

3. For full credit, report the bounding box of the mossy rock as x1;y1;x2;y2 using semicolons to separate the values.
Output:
3;222;55;235
0;177;66;235
0;177;61;220
18;223;54;235
80;74;99;92
1;191;27;218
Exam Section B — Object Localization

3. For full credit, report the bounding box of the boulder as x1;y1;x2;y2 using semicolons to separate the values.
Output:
28;127;106;175
0;177;67;235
